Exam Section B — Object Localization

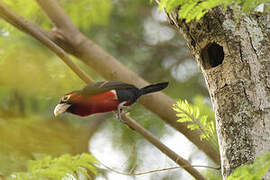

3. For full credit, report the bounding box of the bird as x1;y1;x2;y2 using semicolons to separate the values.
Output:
54;81;168;120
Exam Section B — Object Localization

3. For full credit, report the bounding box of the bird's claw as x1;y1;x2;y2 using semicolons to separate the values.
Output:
117;101;127;123
116;101;134;130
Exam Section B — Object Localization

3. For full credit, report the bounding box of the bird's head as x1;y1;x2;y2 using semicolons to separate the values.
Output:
54;92;78;117
54;90;94;117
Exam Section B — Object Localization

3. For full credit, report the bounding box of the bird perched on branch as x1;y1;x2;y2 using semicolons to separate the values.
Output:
54;81;168;120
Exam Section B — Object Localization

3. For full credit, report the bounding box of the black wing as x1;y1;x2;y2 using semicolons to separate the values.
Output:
81;81;140;104
81;81;137;95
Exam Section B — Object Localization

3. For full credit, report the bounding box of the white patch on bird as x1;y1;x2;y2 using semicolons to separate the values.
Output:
110;90;118;100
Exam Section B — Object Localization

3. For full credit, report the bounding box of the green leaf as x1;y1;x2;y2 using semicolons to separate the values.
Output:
227;152;270;180
159;0;269;22
173;97;219;152
7;153;98;180
187;124;199;130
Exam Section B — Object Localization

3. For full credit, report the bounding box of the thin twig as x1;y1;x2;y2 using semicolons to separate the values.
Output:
99;161;220;176
121;114;207;180
0;2;207;180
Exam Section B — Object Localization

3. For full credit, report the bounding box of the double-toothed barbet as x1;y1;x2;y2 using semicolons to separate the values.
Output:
54;81;168;119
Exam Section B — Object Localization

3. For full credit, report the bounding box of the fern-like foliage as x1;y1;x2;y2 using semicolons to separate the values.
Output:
227;152;270;180
159;0;269;22
173;96;219;152
7;153;98;180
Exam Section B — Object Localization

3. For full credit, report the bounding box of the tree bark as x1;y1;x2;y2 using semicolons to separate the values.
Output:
167;7;270;178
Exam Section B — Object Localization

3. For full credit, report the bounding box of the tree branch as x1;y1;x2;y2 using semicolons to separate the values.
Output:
35;0;220;164
0;2;207;179
121;114;207;180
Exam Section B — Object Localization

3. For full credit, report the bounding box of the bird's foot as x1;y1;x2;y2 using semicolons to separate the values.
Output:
116;102;134;130
117;101;127;123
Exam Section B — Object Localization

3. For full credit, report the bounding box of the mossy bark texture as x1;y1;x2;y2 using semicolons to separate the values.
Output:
168;7;270;178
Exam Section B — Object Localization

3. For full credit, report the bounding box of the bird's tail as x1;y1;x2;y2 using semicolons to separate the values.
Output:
139;82;168;96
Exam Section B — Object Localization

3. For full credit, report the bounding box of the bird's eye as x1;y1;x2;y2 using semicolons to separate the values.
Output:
61;94;71;102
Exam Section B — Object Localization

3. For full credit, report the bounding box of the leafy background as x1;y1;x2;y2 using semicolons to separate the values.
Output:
159;0;270;22
4;0;268;179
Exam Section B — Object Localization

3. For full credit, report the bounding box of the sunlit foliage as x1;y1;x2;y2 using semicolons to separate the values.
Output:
227;152;270;180
62;0;112;31
159;0;269;22
173;96;219;152
0;43;84;96
1;0;112;31
0;109;95;176
7;153;98;180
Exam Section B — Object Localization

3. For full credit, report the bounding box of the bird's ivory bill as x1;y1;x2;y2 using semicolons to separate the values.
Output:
54;103;71;116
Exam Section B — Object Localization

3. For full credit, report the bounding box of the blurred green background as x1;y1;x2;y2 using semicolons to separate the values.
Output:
0;0;218;179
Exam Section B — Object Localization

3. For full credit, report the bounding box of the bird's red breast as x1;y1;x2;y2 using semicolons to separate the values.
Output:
68;90;129;116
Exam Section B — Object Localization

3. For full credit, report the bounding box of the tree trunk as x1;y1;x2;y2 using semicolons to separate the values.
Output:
168;7;270;178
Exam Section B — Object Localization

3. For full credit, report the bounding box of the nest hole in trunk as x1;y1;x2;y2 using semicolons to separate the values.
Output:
201;42;224;69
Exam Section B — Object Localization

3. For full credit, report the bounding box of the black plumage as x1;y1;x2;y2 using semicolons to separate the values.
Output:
81;81;168;105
